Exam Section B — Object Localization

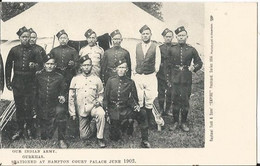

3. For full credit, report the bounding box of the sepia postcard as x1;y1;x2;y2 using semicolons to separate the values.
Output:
0;2;257;165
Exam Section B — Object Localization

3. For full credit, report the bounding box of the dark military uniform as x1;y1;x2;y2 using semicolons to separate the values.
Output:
104;75;148;141
35;70;67;140
0;53;4;92
50;45;78;86
167;43;203;124
157;43;175;114
30;44;46;71
5;44;43;134
101;46;131;85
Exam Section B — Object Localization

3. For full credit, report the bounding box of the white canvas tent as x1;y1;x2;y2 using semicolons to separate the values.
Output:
0;2;167;100
1;2;166;41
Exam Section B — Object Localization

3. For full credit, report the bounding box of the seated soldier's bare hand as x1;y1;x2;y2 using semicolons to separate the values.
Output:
68;60;74;66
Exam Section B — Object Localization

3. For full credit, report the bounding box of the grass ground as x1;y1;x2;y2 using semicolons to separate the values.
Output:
0;71;204;149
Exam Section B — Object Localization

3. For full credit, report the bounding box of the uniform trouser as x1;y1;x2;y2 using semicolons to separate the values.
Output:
39;106;67;140
78;106;105;140
109;108;149;141
13;90;34;132
157;78;172;112
171;83;191;123
133;73;158;109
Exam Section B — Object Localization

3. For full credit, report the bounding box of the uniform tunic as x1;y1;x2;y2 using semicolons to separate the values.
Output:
101;46;131;85
35;70;66;119
50;45;79;84
35;70;67;140
5;44;42;130
166;43;203;122
79;45;104;77
69;73;105;139
104;75;148;141
104;75;137;120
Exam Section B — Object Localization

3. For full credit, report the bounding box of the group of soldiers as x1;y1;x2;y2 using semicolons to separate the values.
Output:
2;24;202;148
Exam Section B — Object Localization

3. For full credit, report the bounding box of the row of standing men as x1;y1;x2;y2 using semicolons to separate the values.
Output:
3;25;203;148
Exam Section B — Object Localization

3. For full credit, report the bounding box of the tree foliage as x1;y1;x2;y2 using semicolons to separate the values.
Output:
1;2;36;21
133;2;163;21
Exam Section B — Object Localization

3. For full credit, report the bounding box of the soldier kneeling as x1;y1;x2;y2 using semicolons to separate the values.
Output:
104;59;151;148
34;54;68;148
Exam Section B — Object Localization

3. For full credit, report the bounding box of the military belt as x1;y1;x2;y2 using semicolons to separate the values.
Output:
111;101;126;107
173;65;189;71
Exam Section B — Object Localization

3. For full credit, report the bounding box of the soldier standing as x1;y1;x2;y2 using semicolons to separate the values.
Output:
28;28;46;71
167;26;203;132
101;29;131;85
34;54;68;148
50;29;78;88
79;29;104;77
157;28;175;116
69;56;106;148
133;25;161;129
5;27;41;140
104;59;150;148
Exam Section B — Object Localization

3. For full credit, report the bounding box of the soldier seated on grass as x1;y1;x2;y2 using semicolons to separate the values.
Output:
34;53;68;148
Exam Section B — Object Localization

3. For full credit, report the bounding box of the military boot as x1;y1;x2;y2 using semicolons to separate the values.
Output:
97;139;106;148
169;122;179;131
59;140;68;149
12;130;23;141
141;140;151;148
126;119;134;136
181;123;190;132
